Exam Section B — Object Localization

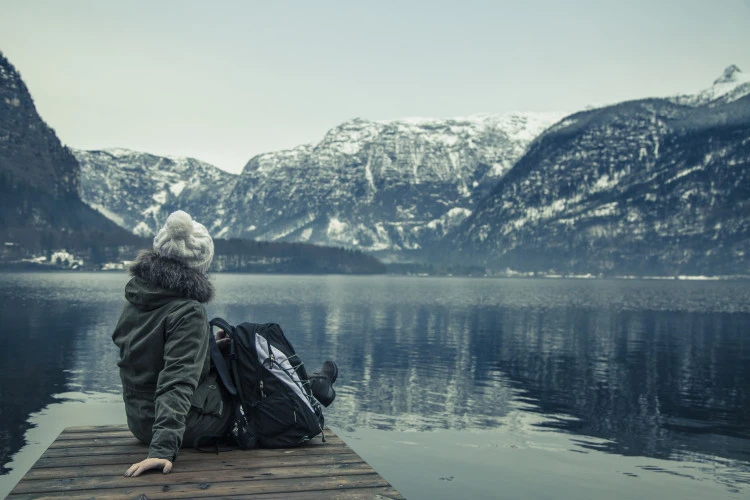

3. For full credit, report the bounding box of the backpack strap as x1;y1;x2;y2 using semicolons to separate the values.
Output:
210;317;235;335
208;318;237;396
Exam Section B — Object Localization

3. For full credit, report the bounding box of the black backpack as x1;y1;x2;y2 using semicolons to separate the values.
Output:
208;317;326;449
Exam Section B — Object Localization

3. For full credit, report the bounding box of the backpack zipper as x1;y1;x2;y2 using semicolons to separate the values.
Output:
267;336;275;365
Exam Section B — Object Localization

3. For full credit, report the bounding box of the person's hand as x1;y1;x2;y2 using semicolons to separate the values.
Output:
124;457;173;477
215;329;231;354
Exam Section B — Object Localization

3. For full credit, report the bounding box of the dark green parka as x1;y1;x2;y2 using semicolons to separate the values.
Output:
112;250;221;461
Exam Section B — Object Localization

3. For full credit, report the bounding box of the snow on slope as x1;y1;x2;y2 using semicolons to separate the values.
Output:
75;148;236;236
220;112;566;256
670;65;750;106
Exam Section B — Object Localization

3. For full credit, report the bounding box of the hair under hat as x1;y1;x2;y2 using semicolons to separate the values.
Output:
153;211;214;274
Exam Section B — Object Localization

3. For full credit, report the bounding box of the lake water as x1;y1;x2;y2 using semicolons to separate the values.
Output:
0;273;749;499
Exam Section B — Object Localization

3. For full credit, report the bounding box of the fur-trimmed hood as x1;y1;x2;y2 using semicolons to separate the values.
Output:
128;250;214;304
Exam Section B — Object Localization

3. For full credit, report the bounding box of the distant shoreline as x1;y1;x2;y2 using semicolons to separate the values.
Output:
1;264;748;281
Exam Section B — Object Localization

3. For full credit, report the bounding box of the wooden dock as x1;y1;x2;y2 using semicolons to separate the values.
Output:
8;424;404;499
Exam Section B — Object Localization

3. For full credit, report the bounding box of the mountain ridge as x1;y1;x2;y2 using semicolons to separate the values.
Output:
76;112;566;259
222;111;567;257
68;63;750;275
75;147;237;237
669;64;750;107
1;50;383;274
445;72;750;275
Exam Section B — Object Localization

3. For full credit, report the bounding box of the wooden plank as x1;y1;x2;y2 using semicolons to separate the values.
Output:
39;442;348;460
33;445;353;469
9;472;391;499
219;486;406;499
54;430;134;441
12;462;377;494
58;424;340;435
10;425;405;500
48;434;344;449
10;487;404;500
228;487;406;499
48;437;144;448
55;424;131;433
54;427;339;443
23;452;365;479
41;435;344;457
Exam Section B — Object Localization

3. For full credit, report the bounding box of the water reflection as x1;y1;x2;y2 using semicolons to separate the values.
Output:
0;274;748;493
0;273;124;474
209;276;750;467
494;308;749;462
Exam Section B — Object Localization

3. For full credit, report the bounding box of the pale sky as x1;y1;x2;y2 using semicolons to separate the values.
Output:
1;0;749;174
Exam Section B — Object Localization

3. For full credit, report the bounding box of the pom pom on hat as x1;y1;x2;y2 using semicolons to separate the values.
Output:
153;210;214;274
163;210;194;239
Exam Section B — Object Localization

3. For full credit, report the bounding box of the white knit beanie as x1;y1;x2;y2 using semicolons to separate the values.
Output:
153;211;214;274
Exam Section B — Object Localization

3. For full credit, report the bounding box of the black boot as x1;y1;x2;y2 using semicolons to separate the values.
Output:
309;360;338;407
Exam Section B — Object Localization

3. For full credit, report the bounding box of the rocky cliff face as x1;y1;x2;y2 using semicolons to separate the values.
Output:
76;113;563;259
447;67;750;275
220;113;564;259
74;148;237;236
0;51;138;255
0;52;79;198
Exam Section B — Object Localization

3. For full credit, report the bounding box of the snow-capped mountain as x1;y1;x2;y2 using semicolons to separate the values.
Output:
447;67;750;276
74;114;564;255
669;64;750;107
74;148;237;236
72;65;750;275
218;113;565;258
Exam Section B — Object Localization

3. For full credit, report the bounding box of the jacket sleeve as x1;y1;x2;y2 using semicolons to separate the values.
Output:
148;302;209;460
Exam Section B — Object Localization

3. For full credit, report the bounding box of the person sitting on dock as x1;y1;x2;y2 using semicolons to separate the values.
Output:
112;210;337;477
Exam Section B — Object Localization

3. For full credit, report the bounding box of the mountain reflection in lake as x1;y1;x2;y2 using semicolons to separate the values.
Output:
0;273;748;499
